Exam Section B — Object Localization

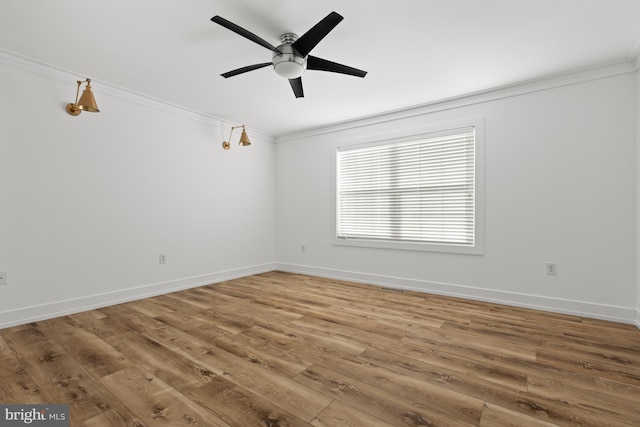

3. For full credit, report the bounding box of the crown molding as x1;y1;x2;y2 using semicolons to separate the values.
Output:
0;48;276;143
277;59;637;143
2;47;634;145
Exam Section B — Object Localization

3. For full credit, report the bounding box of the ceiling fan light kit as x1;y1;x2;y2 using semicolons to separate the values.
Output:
211;11;367;98
273;34;306;79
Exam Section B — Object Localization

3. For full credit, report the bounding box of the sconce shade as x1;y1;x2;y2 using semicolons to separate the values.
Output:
77;82;100;112
238;127;251;146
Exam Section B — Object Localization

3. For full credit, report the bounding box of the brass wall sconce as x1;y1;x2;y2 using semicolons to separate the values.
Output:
66;78;100;116
222;125;251;150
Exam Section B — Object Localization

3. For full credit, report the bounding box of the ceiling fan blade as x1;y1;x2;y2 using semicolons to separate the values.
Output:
221;62;272;78
291;11;343;57
289;77;304;98
306;56;367;77
211;16;281;53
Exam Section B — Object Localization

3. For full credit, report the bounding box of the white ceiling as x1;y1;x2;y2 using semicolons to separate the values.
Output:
2;0;640;137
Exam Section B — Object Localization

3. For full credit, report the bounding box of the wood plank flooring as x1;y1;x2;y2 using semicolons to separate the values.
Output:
1;271;639;426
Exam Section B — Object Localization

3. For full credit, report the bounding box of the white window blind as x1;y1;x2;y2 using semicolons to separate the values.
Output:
337;128;476;246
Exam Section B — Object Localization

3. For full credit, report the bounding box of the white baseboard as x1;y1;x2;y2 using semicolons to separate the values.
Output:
3;262;637;331
276;262;638;326
0;263;276;329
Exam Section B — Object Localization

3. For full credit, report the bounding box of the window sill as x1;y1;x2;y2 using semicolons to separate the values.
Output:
333;237;483;255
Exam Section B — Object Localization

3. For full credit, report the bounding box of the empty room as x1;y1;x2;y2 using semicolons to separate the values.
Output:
1;1;639;426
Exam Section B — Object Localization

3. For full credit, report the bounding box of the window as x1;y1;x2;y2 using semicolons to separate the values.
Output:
335;119;482;254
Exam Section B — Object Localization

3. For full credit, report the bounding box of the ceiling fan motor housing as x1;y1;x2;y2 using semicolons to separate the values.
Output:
273;33;306;79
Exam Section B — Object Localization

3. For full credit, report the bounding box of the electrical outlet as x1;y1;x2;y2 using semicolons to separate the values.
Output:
0;271;7;285
546;262;557;276
159;254;167;264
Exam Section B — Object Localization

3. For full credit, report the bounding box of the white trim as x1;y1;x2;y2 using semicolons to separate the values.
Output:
2;263;636;330
0;48;276;143
0;263;276;329
276;262;637;326
2;48;632;145
277;60;636;143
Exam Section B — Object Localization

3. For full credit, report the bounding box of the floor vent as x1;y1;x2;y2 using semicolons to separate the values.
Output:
380;287;406;293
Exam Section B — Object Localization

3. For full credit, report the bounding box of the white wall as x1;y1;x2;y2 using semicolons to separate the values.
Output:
637;62;640;328
0;53;276;328
1;52;638;328
276;67;638;324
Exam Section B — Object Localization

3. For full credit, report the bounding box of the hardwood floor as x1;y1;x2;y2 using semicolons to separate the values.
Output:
1;271;639;426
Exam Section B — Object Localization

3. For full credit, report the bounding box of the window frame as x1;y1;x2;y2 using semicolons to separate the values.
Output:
332;117;484;255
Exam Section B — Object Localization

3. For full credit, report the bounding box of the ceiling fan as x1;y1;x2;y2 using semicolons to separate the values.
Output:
211;11;367;98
